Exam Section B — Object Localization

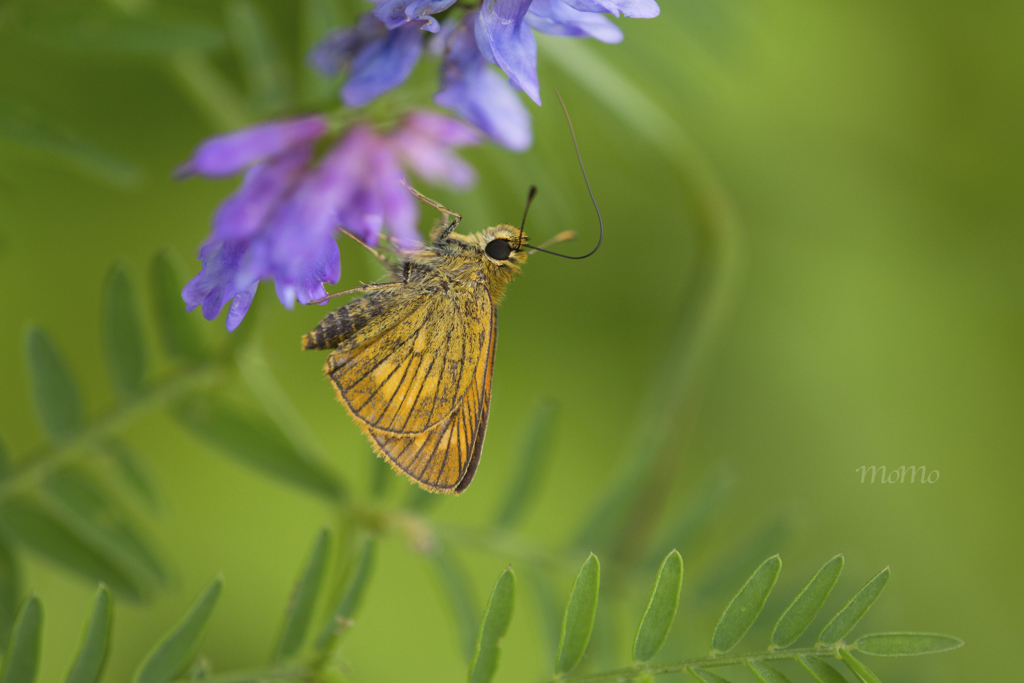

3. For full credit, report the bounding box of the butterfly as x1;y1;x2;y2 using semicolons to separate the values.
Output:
304;96;600;494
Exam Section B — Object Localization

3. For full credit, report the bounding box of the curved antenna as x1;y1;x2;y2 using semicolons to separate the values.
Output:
529;89;604;260
516;185;538;250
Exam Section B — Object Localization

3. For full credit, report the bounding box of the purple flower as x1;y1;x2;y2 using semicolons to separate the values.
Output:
344;23;425;106
308;13;388;76
435;12;532;151
392;111;482;189
475;0;540;105
561;0;660;18
526;0;624;42
373;0;458;33
310;15;425;107
174;115;328;178
180;111;480;328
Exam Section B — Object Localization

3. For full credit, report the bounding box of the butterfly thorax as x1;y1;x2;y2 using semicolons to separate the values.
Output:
399;224;528;303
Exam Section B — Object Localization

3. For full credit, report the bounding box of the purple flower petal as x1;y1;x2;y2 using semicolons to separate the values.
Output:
273;235;341;308
436;13;532;151
308;13;388;76
560;0;660;18
373;0;458;33
212;145;313;241
343;23;424;107
392;112;480;189
225;281;258;331
475;0;540;105
403;110;482;147
182;239;258;328
175;115;328;178
337;189;385;246
526;0;624;42
260;129;367;286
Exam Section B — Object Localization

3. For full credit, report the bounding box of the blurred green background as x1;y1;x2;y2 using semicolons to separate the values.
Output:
1;0;1021;681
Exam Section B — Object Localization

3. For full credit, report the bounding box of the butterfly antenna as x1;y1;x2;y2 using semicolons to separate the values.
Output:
516;185;538;250
529;89;604;260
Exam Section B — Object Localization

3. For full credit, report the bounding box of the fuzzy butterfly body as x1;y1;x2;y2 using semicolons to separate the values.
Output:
303;198;529;494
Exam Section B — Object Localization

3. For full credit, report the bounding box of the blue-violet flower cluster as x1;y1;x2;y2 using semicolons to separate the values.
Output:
180;0;658;329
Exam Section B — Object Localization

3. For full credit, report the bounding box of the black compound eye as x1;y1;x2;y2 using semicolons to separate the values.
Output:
485;238;512;261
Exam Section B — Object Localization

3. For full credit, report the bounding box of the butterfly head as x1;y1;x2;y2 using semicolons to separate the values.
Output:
479;224;529;269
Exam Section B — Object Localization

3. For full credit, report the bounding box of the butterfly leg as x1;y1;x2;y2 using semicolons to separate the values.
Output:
401;179;461;238
340;228;392;267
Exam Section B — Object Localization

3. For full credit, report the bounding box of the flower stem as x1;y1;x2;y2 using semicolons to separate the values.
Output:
554;646;844;683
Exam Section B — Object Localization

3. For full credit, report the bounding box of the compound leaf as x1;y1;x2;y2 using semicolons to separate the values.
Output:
273;529;330;662
555;553;600;674
24;326;82;441
133;576;222;683
797;655;849;683
0;595;42;683
711;554;781;653
772;554;844;648
174;396;341;501
0;498;145;600
818;568;890;645
468;568;515;683
838;649;881;683
633;549;683;662
854;632;964;657
746;661;792;683
63;585;112;683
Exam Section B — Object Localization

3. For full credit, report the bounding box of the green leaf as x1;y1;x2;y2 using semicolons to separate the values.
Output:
299;0;345;105
838;649;881;683
494;400;558;529
24;325;82;441
0;540;20;646
854;632;964;657
0;498;145;600
225;0;292;114
0;98;143;189
133;576;222;683
273;529;331;662
99;439;160;512
0;596;42;683
797;656;849;683
102;264;146;398
316;537;375;648
467;568;516;683
174;395;341;500
698;520;790;601
21;12;225;56
555;553;600;674
711;554;782;654
633;549;683;662
771;554;844;648
746;661;793;683
63;586;112;683
149;251;206;364
431;545;479;664
688;667;732;683
818;568;890;645
41;467;167;587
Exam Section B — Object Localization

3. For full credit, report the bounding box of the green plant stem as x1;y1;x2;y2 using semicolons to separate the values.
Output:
170;665;307;683
0;362;224;504
554;646;845;683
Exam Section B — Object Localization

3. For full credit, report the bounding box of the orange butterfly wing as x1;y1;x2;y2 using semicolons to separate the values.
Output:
322;282;496;493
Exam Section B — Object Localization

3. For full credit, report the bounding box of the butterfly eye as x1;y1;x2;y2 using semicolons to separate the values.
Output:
485;239;513;261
